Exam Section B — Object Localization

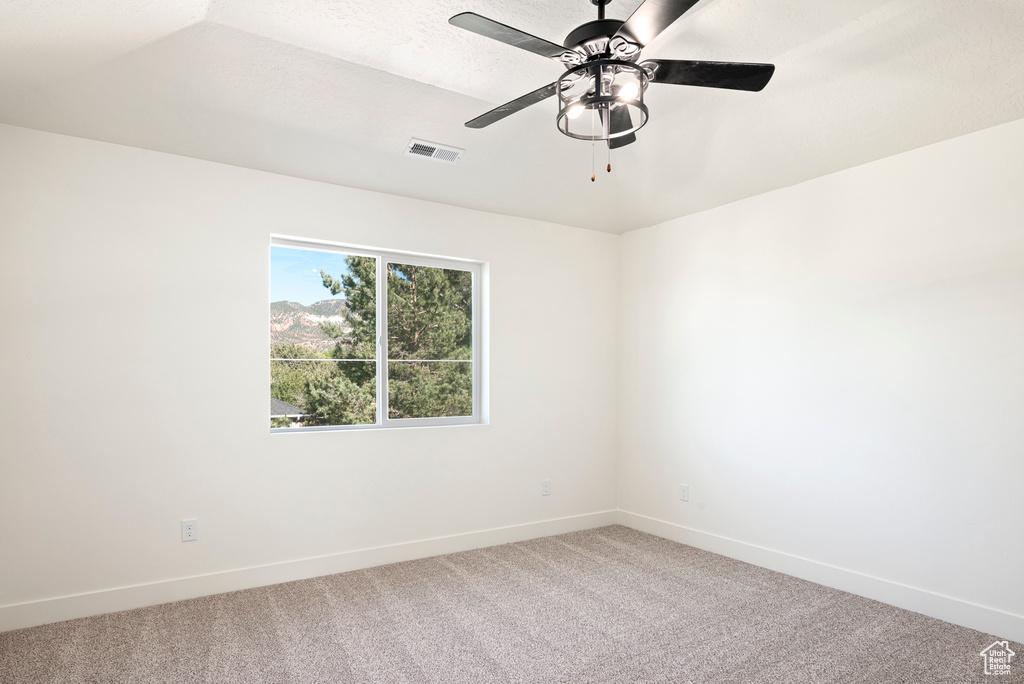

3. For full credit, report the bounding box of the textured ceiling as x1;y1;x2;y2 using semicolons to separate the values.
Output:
2;0;1023;233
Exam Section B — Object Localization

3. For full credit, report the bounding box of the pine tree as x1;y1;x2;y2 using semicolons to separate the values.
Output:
386;262;472;418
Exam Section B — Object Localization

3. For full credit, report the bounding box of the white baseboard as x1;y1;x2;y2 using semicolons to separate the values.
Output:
0;510;618;633
8;509;1019;643
615;509;1024;644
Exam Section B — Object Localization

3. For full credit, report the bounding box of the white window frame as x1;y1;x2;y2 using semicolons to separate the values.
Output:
271;235;485;432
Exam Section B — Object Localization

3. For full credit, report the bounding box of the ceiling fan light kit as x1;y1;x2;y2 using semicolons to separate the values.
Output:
556;59;649;143
449;0;776;154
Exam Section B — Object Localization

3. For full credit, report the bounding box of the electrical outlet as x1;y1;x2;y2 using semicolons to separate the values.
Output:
541;479;551;496
678;484;690;502
181;518;198;542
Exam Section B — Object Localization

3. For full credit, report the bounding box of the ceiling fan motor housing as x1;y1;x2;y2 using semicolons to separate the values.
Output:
563;19;625;51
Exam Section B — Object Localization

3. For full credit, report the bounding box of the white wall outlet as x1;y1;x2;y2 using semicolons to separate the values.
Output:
678;484;690;502
541;479;551;496
181;518;198;542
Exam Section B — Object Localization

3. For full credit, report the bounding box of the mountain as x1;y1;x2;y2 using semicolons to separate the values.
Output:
271;299;349;352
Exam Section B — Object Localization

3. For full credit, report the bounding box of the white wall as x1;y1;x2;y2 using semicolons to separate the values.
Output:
0;124;619;630
619;117;1024;640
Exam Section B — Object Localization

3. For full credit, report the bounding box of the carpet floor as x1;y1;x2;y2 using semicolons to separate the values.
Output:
1;525;1019;683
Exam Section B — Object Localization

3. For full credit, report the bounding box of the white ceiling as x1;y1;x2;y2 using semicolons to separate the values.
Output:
2;0;1023;233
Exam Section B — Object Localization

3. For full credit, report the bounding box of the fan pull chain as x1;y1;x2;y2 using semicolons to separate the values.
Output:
591;140;595;182
607;142;611;173
591;109;596;182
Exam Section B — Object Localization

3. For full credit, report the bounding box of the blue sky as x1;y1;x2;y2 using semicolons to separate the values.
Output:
271;246;352;305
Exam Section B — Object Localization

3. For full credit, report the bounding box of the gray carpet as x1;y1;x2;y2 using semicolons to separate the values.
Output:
1;526;1019;683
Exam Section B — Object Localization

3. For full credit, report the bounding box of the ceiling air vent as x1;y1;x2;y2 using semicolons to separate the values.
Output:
405;139;464;165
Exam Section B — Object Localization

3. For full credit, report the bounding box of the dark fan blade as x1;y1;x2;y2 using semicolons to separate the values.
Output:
644;59;775;91
450;12;565;60
465;82;558;129
615;0;702;48
608;106;637;149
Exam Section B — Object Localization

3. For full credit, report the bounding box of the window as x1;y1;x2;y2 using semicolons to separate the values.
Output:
270;237;484;431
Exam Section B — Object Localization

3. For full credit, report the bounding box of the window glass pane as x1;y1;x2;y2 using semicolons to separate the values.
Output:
271;360;376;427
387;263;473;418
388;361;472;419
271;246;377;427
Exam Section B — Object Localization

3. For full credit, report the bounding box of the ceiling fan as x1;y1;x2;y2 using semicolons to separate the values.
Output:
449;0;775;152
